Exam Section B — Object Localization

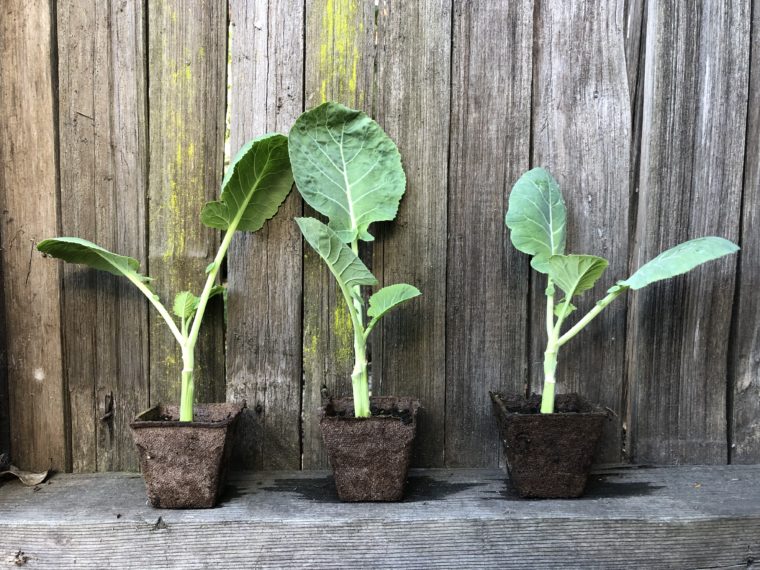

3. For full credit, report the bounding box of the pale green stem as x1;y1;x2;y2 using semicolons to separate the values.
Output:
178;225;235;421
546;282;554;337
128;276;184;346
541;278;559;414
557;288;624;347
179;346;195;421
344;238;370;418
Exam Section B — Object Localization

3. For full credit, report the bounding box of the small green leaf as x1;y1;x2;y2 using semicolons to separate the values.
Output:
205;262;217;274
506;168;567;259
296;217;378;293
201;133;294;233
37;237;151;286
619;237;739;290
208;284;226;299
289;102;406;243
173;291;200;319
554;299;577;318
367;284;421;320
539;254;609;299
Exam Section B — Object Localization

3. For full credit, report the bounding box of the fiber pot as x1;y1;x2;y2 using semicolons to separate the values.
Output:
490;392;607;498
320;396;420;502
130;402;243;509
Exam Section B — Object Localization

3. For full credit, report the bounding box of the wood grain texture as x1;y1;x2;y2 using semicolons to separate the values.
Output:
445;0;532;467
56;0;149;472
301;0;375;468
1;466;759;568
147;0;228;407
0;0;67;471
226;0;304;470
628;0;749;464
0;243;8;459
531;0;631;463
730;0;760;464
372;0;450;467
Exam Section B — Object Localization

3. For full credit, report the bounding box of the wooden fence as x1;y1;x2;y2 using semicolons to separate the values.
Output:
0;0;757;472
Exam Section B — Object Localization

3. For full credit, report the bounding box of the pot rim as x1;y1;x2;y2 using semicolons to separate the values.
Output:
489;391;609;418
130;402;245;430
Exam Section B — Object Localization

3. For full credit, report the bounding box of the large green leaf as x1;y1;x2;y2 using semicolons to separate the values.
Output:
367;284;421;324
296;217;378;295
533;254;609;299
201;133;293;232
37;237;151;286
505;167;566;259
288;102;406;243
617;236;739;291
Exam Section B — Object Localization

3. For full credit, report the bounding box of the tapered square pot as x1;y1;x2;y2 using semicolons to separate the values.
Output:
130;402;243;509
320;396;420;502
490;392;607;498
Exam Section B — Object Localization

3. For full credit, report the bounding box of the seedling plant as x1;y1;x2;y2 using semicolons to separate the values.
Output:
38;134;294;421
289;102;420;418
505;168;739;414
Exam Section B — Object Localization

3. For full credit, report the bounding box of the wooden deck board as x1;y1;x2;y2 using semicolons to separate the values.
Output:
1;466;758;568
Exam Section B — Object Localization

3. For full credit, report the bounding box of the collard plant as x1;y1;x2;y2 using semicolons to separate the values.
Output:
506;167;739;414
37;134;294;421
289;102;421;418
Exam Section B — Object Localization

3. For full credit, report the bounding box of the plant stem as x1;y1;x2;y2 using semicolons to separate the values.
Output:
179;346;195;421
348;239;371;417
540;277;559;414
542;339;558;414
128;276;184;346
557;288;624;347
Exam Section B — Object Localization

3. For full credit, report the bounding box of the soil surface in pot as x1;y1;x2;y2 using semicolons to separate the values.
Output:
321;396;420;502
491;392;607;499
131;403;242;509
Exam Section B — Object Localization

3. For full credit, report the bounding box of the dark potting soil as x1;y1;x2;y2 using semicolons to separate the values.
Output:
323;403;415;424
491;392;607;498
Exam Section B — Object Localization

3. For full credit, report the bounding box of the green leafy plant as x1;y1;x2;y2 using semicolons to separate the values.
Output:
505;167;739;414
37;134;294;421
290;102;420;418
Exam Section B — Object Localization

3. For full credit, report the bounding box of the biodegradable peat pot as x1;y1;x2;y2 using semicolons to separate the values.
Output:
320;396;420;502
130;402;243;509
490;392;606;498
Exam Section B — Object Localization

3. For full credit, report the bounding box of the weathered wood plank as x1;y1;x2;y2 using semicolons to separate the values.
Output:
531;1;631;463
56;0;149;472
302;0;375;468
0;0;67;471
371;0;450;467
445;1;532;468
0;251;8;459
147;0;228;407
628;0;749;463
226;0;304;470
1;466;758;568
730;0;760;463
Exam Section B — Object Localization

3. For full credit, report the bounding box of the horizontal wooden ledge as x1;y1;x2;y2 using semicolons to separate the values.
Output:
1;466;758;569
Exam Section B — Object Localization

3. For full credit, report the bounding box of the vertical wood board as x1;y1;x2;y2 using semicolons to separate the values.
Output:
0;0;67;471
445;0;533;467
729;0;760;464
147;0;228;407
628;0;749;464
226;0;304;470
372;0;450;467
57;0;149;472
